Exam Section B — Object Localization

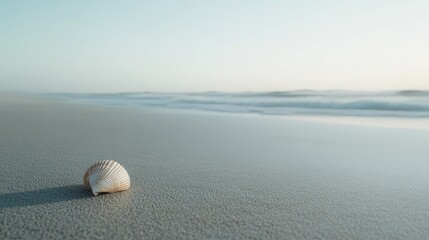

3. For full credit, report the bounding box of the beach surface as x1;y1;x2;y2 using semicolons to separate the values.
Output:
1;94;429;239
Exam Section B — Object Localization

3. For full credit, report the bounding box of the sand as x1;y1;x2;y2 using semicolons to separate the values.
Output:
1;94;429;239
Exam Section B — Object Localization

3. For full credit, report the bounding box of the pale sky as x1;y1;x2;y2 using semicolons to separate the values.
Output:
0;0;428;93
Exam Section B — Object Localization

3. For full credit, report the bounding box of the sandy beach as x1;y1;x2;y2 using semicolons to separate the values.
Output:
1;94;429;239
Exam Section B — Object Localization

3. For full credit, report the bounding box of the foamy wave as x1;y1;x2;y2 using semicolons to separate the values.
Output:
51;90;429;118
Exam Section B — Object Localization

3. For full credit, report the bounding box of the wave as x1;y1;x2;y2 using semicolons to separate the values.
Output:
50;90;429;118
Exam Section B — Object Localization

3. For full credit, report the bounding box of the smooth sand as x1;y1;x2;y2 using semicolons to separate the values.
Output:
1;94;429;239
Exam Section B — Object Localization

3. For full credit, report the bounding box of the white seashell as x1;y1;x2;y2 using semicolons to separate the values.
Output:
83;160;131;196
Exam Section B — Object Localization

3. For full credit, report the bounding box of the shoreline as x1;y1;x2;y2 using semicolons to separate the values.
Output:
30;92;429;131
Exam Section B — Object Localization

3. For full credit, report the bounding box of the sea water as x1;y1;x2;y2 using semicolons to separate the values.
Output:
51;90;429;118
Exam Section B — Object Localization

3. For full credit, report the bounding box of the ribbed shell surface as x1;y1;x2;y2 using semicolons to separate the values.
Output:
83;160;131;195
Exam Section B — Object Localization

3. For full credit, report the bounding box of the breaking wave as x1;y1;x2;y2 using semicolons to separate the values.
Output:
51;90;429;118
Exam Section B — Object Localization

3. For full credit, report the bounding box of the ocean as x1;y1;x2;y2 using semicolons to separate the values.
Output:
51;90;429;118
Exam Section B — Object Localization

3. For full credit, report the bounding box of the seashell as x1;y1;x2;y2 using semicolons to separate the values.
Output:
83;160;131;196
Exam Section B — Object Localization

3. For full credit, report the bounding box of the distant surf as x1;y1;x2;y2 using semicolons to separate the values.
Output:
51;90;429;118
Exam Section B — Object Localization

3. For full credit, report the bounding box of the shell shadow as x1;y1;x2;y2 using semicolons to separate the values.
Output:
0;184;93;209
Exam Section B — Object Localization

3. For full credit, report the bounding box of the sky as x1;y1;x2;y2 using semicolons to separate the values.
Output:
0;0;428;93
